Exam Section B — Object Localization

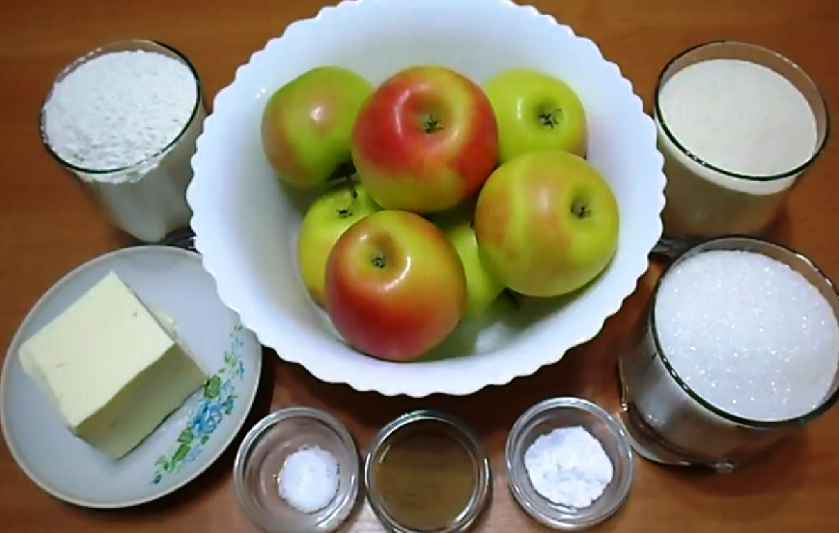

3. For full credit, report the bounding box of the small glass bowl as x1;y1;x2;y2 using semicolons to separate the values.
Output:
233;406;361;533
505;397;634;531
363;410;493;533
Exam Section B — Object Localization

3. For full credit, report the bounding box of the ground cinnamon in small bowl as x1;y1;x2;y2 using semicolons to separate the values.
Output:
365;411;492;533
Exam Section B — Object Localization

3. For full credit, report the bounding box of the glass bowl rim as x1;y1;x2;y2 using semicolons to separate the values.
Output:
232;405;361;533
363;409;493;533
504;396;635;530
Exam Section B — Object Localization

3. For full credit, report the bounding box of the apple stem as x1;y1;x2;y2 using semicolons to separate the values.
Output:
423;114;444;134
571;199;592;219
371;253;386;269
539;108;563;129
344;173;358;200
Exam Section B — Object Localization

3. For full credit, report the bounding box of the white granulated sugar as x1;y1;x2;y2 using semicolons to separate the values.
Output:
524;426;613;509
42;50;196;172
278;445;339;514
656;250;839;422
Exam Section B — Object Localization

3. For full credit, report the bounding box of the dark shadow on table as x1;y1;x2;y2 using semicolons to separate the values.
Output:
647;429;809;522
763;207;794;246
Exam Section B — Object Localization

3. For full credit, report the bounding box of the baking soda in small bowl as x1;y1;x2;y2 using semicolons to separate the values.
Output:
523;426;614;509
39;40;206;243
505;397;635;530
619;237;839;470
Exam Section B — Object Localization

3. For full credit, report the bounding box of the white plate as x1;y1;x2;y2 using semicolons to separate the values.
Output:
187;0;665;397
0;246;263;509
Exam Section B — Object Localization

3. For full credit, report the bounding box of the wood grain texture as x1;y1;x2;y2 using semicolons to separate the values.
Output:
1;0;838;531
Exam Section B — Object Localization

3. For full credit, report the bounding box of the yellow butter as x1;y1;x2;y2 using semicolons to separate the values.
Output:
20;271;209;460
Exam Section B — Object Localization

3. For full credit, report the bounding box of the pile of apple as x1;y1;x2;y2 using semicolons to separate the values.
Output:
261;64;620;363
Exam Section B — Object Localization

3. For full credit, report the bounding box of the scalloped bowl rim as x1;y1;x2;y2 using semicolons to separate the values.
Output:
186;0;665;397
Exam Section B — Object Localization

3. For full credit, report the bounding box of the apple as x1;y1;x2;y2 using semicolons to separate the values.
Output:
430;203;506;319
262;66;373;188
297;178;380;306
474;150;619;298
324;210;467;362
483;68;587;163
446;222;507;319
350;65;499;214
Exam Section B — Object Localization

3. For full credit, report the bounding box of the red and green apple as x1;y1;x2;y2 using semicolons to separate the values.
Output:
351;65;499;214
262;66;372;188
474;150;619;298
324;210;467;362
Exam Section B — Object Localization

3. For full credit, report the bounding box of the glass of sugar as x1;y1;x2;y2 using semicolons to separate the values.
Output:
38;39;207;243
653;41;829;252
618;235;839;472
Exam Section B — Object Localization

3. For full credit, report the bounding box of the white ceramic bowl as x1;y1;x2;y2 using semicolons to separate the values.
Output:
187;0;665;397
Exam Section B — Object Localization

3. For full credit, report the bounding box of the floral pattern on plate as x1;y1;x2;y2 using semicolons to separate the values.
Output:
152;321;247;484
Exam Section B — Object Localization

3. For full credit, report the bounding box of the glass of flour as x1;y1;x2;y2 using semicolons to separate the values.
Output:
653;41;829;252
618;235;839;472
39;39;207;243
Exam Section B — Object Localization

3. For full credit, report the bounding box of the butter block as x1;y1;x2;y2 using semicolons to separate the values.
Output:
20;271;209;460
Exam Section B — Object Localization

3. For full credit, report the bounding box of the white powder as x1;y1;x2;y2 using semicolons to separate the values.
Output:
524;426;613;508
42;50;197;173
656;250;839;421
658;58;818;177
278;445;339;514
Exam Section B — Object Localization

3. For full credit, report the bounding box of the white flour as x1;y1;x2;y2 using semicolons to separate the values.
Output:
524;426;613;508
42;50;197;174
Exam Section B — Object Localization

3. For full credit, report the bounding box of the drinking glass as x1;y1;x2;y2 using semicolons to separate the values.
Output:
39;39;206;244
617;235;839;472
653;41;829;256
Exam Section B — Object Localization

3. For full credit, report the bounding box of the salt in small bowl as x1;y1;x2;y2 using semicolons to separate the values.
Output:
233;406;361;533
505;397;634;530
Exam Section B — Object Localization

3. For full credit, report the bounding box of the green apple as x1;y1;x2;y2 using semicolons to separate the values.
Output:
262;66;373;188
474;150;619;298
430;203;506;319
446;222;507;319
297;179;379;306
483;68;587;163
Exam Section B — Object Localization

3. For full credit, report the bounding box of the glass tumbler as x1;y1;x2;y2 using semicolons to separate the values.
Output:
654;40;829;254
617;236;839;472
39;39;207;244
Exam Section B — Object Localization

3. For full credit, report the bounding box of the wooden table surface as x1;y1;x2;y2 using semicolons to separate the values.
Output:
2;0;839;531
